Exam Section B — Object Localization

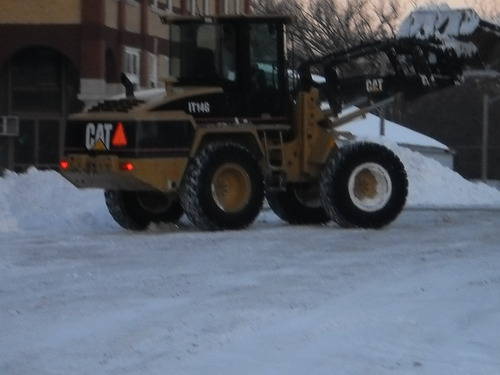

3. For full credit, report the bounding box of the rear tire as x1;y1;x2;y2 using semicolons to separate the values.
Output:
320;142;408;228
266;184;330;224
105;190;183;231
180;143;264;230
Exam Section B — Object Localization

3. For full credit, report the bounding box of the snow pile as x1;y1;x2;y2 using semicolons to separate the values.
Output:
399;7;480;38
399;8;479;58
0;169;117;234
0;180;19;233
336;109;449;150
388;143;500;208
1;148;500;234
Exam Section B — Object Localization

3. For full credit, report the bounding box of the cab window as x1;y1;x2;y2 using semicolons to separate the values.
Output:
171;23;237;85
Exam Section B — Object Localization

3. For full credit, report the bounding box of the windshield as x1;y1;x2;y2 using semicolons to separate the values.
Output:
170;23;237;85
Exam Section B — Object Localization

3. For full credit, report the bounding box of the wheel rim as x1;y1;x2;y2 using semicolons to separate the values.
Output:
211;163;252;213
347;162;392;212
136;192;174;214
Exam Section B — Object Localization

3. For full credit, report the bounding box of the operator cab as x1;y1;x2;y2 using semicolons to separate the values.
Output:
163;15;291;121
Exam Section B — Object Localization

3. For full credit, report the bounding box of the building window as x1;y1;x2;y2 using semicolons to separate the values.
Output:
124;47;141;86
163;56;170;77
190;0;197;15
151;0;171;12
149;53;158;88
221;0;240;14
221;0;239;14
204;0;210;15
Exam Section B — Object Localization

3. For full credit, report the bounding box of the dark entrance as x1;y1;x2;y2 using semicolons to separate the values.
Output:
0;46;82;171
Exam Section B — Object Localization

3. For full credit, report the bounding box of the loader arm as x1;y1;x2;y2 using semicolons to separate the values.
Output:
298;38;477;117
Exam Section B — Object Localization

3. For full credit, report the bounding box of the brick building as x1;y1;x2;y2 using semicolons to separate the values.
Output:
0;0;251;171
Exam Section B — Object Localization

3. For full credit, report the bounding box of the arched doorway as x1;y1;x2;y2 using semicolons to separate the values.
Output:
0;46;82;171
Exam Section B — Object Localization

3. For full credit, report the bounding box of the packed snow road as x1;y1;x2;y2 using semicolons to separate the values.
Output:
1;209;500;375
2;145;500;374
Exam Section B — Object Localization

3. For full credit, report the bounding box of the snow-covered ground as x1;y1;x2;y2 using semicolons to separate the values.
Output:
2;146;500;374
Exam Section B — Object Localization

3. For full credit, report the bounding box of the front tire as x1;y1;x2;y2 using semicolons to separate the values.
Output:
105;190;183;231
320;142;408;228
266;184;330;224
180;143;264;230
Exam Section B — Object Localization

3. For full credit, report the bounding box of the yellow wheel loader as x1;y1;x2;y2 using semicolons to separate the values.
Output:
60;15;471;231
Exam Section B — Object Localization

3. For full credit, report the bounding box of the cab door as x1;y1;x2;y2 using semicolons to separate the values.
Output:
243;22;289;120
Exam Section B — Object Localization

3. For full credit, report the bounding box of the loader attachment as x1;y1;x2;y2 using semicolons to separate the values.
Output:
399;8;500;72
299;7;498;117
299;38;471;117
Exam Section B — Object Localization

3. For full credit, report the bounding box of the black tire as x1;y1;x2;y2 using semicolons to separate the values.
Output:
104;190;183;231
266;184;330;224
320;142;408;228
180;142;264;230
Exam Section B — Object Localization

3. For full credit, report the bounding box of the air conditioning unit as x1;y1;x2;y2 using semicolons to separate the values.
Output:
0;116;19;136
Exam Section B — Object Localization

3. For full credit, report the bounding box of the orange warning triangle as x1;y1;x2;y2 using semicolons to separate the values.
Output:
112;122;128;147
93;138;107;151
